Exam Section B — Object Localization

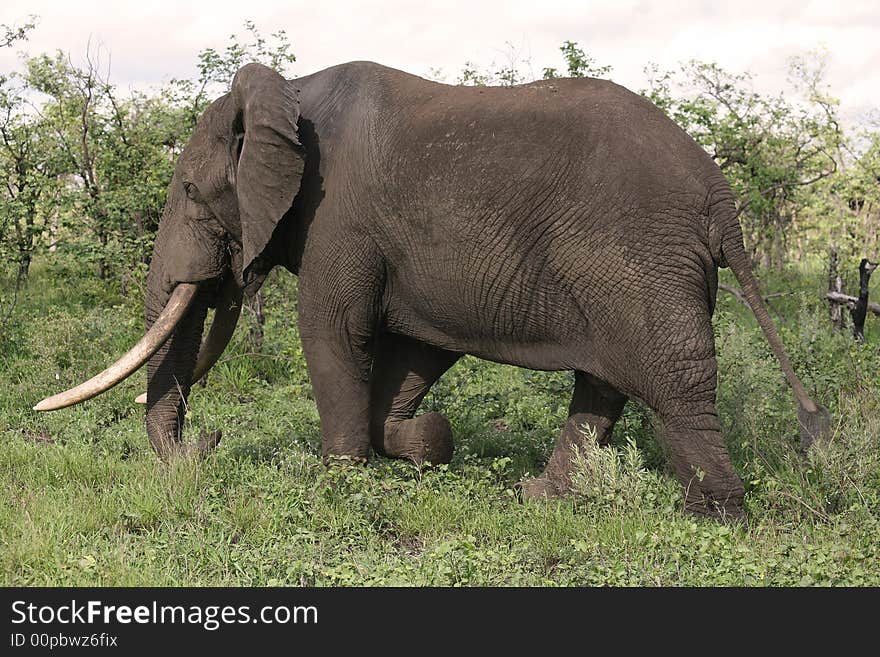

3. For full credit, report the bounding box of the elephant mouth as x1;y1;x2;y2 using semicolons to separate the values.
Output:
33;276;242;411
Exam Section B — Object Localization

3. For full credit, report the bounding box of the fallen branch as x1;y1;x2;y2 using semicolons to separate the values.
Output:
774;490;831;523
825;291;880;317
718;283;792;306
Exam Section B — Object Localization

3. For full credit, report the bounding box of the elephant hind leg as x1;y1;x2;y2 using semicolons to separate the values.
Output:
643;320;745;520
369;333;461;465
653;375;745;519
659;413;745;520
520;371;627;499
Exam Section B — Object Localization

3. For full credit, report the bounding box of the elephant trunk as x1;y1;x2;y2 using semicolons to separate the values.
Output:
144;283;209;457
144;261;210;459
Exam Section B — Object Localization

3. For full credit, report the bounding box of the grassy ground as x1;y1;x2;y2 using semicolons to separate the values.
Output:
1;256;878;586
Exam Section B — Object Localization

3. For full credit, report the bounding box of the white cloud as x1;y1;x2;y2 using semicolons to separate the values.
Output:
1;0;877;123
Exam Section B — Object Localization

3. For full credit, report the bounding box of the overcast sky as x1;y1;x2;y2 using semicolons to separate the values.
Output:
2;0;878;126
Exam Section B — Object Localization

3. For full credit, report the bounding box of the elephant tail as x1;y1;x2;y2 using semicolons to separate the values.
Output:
709;192;830;450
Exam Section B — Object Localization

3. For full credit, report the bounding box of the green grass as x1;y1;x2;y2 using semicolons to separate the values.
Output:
1;255;878;585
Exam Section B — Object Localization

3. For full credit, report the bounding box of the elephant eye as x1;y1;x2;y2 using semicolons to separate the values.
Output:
183;181;204;203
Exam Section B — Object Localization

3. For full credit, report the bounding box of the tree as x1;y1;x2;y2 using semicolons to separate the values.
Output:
457;61;491;86
0;16;55;284
167;20;297;131
544;40;612;79
641;54;842;267
0;73;60;280
3;20;298;287
0;15;36;49
456;40;614;87
25;48;128;280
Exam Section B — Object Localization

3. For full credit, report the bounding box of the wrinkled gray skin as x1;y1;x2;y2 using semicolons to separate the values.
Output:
146;61;829;520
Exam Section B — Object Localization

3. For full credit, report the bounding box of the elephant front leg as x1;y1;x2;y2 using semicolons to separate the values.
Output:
520;371;627;499
369;333;461;465
301;332;375;463
297;244;386;463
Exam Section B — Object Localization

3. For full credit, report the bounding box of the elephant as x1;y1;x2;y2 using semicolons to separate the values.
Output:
35;61;830;519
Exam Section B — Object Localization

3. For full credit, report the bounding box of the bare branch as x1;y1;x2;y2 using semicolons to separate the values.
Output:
718;283;793;306
826;291;880;316
734;160;837;220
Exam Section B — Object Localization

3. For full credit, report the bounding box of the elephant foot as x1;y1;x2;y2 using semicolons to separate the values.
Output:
382;412;454;466
684;502;747;524
517;476;565;501
683;489;746;524
195;430;222;458
150;434;180;462
151;430;221;461
323;453;369;467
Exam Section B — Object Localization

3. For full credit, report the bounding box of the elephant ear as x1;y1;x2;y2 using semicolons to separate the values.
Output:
232;63;305;281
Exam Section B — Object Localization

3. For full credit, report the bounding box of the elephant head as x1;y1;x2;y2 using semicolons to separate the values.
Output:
34;63;305;457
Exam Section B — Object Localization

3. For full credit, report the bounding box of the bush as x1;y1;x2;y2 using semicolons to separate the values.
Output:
569;425;681;515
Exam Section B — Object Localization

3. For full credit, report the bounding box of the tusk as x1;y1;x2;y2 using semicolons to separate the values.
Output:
134;277;242;404
188;278;244;386
34;283;199;411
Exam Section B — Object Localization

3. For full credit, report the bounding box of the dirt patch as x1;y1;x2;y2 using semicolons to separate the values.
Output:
22;429;54;444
